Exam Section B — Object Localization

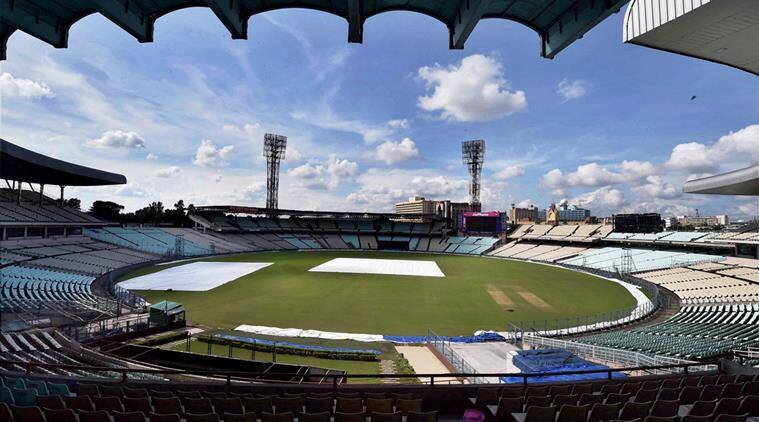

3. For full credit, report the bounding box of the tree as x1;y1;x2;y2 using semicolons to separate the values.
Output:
173;200;185;215
63;198;81;210
89;201;125;221
133;201;164;224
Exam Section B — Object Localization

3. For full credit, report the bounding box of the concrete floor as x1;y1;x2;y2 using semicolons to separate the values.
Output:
449;342;521;383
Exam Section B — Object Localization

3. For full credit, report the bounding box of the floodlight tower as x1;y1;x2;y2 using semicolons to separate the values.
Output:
462;139;485;212
263;133;287;211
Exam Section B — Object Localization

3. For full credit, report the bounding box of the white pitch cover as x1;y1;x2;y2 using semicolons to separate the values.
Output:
119;261;272;291
308;257;445;277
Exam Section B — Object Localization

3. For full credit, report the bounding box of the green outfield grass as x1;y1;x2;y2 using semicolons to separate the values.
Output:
173;340;382;382
122;251;636;336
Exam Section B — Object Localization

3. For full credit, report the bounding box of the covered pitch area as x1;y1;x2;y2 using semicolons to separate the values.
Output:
118;250;640;336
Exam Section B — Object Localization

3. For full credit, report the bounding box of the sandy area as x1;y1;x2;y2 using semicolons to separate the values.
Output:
396;345;461;384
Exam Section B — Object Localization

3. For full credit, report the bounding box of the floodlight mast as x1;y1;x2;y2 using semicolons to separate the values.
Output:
263;133;287;213
462;140;485;212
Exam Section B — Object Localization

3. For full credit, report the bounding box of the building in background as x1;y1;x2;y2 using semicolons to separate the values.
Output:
613;213;663;233
508;204;539;223
675;214;729;229
537;202;591;223
395;197;438;215
395;197;470;230
447;202;471;231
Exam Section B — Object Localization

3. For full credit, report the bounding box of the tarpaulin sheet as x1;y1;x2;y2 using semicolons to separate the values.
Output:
215;334;381;355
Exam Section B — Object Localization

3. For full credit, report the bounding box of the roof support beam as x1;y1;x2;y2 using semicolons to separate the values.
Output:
203;0;248;39
347;0;363;43
88;0;153;42
0;0;68;48
450;0;493;49
0;24;14;60
541;0;629;58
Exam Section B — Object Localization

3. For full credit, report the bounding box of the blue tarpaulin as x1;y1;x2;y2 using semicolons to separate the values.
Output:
215;334;382;355
501;348;626;384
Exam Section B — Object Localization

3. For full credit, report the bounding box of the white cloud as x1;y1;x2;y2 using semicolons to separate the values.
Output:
222;122;262;138
386;119;410;130
87;130;146;149
146;153;159;160
631;175;680;199
712;124;759;162
515;199;534;208
417;54;527;122
666;124;759;173
556;79;587;102
291;109;398;144
375;138;420;164
665;142;717;173
493;165;524;181
154;166;181;178
620;202;696;217
114;183;147;197
239;181;266;201
571;187;626;212
193;139;235;167
288;155;358;190
0;72;54;99
541;160;655;191
347;169;468;210
735;201;758;218
287;145;303;162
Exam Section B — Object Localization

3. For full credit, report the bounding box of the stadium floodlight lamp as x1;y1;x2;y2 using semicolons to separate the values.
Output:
263;133;287;211
462;140;485;209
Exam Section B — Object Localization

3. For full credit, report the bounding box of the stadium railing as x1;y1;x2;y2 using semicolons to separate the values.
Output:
60;313;151;342
426;329;486;384
0;358;718;386
518;333;717;375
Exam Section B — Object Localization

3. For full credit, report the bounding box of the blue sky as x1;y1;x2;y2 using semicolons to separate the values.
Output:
1;7;757;218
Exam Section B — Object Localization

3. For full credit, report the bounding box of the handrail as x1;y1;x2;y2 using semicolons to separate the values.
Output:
0;359;719;386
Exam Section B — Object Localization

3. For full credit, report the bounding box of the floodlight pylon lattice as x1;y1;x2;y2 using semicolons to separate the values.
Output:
462;140;485;211
263;133;287;212
619;248;637;275
174;234;185;257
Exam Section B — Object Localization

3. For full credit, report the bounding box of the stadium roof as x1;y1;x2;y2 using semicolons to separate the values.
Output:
683;165;759;196
195;205;438;219
623;0;759;75
0;0;630;60
0;138;127;186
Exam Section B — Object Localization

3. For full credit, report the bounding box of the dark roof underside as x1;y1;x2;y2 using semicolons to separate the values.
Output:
0;139;127;186
683;165;759;196
0;0;630;60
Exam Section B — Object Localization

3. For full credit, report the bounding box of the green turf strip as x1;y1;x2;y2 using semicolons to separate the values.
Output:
173;340;382;383
125;251;636;336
